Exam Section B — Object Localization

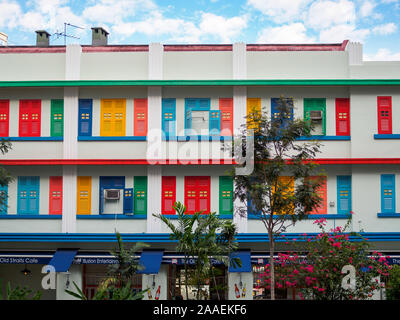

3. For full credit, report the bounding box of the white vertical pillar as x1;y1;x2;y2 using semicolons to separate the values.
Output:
149;43;163;80
65;44;82;81
233;42;247;80
228;272;253;300
346;42;363;66
147;165;162;233
62;165;77;233
142;265;168;300
56;265;83;300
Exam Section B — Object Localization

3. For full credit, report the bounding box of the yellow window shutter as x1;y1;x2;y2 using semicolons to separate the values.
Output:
101;99;114;136
272;176;295;215
77;176;91;215
247;98;261;130
113;99;126;136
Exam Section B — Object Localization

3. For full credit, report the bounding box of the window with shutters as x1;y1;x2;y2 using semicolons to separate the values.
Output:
335;98;350;136
271;176;295;215
0;100;9;137
77;176;91;215
134;176;147;215
377;96;392;135
0;183;8;215
162;176;176;214
100;99;126;136
49;176;62;215
162;99;176;139
185;176;210;214
51;100;64;137
185;98;221;136
271;98;293;129
247;98;261;130
304;99;326;136
219;176;233;216
18;176;40;215
19;100;41;137
381;174;395;213
337;176;351;215
78;99;93;136
134;99;148;136
308;176;327;215
220;98;233;136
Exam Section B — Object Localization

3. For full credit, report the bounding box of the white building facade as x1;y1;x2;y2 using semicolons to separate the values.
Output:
0;30;399;300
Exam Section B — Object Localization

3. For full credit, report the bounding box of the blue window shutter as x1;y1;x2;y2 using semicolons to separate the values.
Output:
162;99;176;139
337;176;351;214
381;174;395;213
271;98;293;128
99;176;125;214
185;109;192;135
123;188;133;214
78;99;92;136
209;110;221;135
199;98;210;110
0;184;8;215
18;176;39;215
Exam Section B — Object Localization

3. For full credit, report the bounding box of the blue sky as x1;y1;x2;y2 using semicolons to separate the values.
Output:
0;0;399;60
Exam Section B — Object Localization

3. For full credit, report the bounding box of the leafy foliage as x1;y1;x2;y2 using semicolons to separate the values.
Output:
386;265;400;300
0;139;13;209
0;279;41;300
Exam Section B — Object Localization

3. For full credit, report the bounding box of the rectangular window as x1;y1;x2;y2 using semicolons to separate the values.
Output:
134;176;147;215
100;99;126;136
123;188;133;214
271;98;294;128
19;100;41;137
162;99;176;139
0;183;8;215
378;96;392;135
162;176;176;214
335;98;350;136
185;176;210;214
99;176;125;214
18;176;40;215
272;176;295;215
219;176;233;216
185;98;211;135
134;99;148;136
247;98;261;130
309;176;327;215
381;174;395;213
0;100;9;137
51;99;64;137
77;176;91;215
337;176;351;215
220;98;233;136
78;99;92;136
304;98;326;136
49;176;62;215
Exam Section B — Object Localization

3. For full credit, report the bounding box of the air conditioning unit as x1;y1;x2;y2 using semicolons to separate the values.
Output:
310;110;323;120
104;189;120;200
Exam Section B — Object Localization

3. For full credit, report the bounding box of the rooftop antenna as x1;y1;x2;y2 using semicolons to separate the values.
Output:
53;22;84;45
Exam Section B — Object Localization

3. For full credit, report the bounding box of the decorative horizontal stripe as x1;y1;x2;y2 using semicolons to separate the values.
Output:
297;136;350;141
0;137;63;141
77;214;146;219
1;79;400;88
164;45;232;51
0;215;62;219
78;136;146;141
1;232;400;243
161;214;233;220
374;134;400;139
168;136;233;141
0;159;236;165
0;46;66;54
377;213;400;218
82;45;149;52
247;41;348;51
248;214;351;220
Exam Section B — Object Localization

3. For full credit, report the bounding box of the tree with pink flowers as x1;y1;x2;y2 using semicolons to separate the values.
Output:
258;217;391;300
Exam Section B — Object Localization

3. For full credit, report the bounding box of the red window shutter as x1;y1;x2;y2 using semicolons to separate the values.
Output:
162;176;176;215
309;176;327;215
198;176;210;214
49;176;63;215
219;98;233;136
378;96;392;134
19;100;41;137
185;176;197;214
0;100;9;137
30;100;41;136
335;98;350;136
134;99;148;136
184;176;210;214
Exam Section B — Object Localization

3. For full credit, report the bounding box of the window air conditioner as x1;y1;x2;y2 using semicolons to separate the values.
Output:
104;189;120;200
310;110;322;120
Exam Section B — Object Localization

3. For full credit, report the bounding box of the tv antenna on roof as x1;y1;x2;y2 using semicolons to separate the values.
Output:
53;23;84;45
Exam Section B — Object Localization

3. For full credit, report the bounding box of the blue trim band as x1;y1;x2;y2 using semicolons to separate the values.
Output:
164;136;233;142
0;215;62;219
161;214;233;220
248;214;351;220
77;214;146;219
374;134;400;139
377;213;400;218
296;136;350;141
78;136;147;141
0;137;63;141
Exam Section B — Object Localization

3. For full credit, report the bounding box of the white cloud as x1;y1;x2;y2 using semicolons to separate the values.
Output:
305;0;356;30
319;24;370;42
364;48;400;60
247;0;312;23
372;22;397;34
257;23;316;43
0;0;21;29
360;1;377;17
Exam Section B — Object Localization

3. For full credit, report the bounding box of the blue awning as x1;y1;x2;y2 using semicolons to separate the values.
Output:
229;250;252;272
48;249;78;272
137;250;164;274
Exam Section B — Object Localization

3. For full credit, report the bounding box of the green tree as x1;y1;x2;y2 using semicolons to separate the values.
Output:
231;96;323;300
0;279;41;300
386;265;400;300
0;139;13;210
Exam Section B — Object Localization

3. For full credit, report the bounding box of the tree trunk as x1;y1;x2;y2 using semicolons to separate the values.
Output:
184;258;189;300
211;266;221;300
269;230;275;300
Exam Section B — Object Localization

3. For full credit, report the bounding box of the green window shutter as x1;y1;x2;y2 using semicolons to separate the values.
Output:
134;176;147;215
51;99;64;137
219;176;233;215
304;98;326;136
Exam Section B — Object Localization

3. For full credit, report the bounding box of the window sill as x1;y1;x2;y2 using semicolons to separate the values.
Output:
164;136;232;141
1;137;63;141
0;215;62;219
377;213;400;218
374;134;400;139
77;214;146;219
78;136;146;141
248;213;351;220
296;136;350;141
